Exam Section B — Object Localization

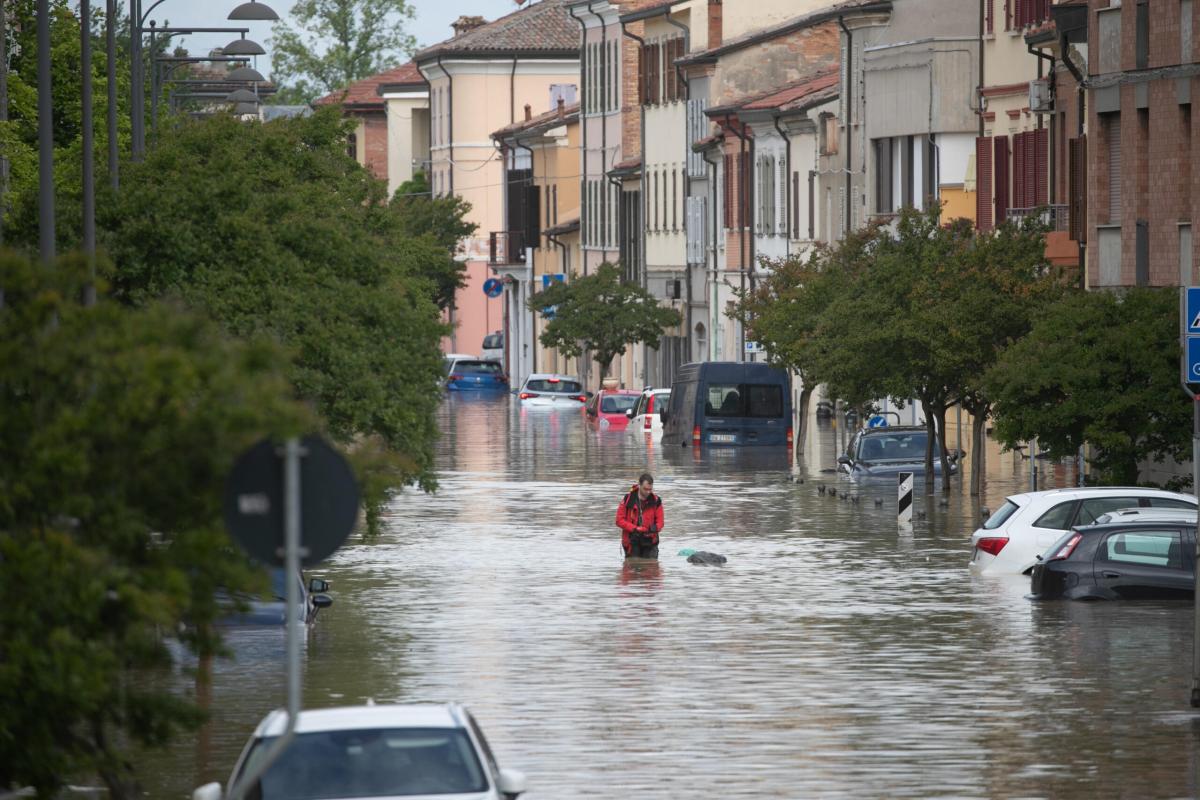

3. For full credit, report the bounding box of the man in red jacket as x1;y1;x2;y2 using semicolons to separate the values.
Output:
616;472;664;559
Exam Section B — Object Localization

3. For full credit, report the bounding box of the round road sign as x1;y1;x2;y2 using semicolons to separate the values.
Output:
483;278;504;298
223;435;360;567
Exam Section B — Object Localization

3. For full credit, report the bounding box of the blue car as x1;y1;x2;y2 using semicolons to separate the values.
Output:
446;359;508;392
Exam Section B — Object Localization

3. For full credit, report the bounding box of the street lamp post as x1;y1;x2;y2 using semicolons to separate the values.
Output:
107;0;118;190
82;0;97;305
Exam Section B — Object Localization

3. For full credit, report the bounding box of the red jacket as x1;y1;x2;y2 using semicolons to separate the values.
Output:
615;487;664;549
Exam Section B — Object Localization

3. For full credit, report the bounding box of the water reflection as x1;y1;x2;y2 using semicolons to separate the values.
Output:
140;395;1200;798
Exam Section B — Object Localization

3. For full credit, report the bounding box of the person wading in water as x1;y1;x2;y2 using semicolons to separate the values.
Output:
615;472;664;559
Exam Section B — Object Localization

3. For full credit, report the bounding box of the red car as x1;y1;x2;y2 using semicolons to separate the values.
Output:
585;389;640;431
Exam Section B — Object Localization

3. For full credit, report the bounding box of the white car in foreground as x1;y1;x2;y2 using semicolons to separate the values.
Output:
194;703;526;800
517;373;586;407
969;487;1197;575
626;388;671;441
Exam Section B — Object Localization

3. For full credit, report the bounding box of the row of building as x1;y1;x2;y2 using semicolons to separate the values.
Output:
319;0;1200;392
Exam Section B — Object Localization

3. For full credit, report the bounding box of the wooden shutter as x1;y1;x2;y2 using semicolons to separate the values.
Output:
1012;133;1026;212
1034;127;1049;207
1107;119;1121;224
994;134;1010;224
741;151;750;230
525;185;541;249
986;0;994;33
638;44;647;106
651;43;661;105
792;171;801;239
976;136;993;230
777;157;787;237
1068;137;1086;242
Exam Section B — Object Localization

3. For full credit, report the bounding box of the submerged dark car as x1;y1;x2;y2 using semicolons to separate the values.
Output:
837;426;959;480
218;568;333;626
1030;509;1197;601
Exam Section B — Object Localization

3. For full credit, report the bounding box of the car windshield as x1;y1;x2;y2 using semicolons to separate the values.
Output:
526;379;582;393
601;395;639;413
268;569;300;601
856;432;934;462
238;728;488;798
482;334;502;349
452;361;502;374
983;500;1021;531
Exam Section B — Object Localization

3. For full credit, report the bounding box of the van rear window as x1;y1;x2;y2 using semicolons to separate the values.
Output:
704;384;784;418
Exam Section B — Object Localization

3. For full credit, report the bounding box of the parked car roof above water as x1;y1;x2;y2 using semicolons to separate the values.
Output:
254;704;463;737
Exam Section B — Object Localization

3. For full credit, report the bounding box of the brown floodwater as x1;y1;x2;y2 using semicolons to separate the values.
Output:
139;395;1200;798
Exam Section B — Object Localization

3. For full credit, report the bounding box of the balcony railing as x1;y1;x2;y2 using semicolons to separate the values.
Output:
489;231;526;266
1007;204;1069;232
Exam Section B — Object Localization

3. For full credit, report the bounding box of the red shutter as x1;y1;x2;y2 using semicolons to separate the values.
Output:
976;136;993;230
1069;135;1087;243
994;135;1010;223
667;39;678;102
638;44;646;106
986;0;993;33
651;43;662;105
1013;133;1026;213
1034;127;1049;206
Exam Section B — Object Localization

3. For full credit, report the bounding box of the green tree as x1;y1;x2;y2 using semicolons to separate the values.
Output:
391;170;476;311
0;252;315;798
269;0;417;105
528;263;682;378
986;287;1189;485
98;109;448;526
733;225;880;456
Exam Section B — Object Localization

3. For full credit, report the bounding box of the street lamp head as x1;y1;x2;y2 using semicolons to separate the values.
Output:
226;88;261;103
227;66;267;83
223;37;266;56
228;1;280;21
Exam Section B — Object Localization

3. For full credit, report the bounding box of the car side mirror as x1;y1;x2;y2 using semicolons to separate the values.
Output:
192;784;222;800
626;408;635;418
837;455;851;465
312;594;333;609
497;768;527;799
308;578;330;593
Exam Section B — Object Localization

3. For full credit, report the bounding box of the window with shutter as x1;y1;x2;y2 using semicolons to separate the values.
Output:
1068;136;1087;242
994;135;1010;223
1013;132;1026;212
985;0;993;33
1107;115;1122;224
723;154;733;229
741;152;750;230
976;136;993;230
777;157;787;237
672;168;679;231
1034;127;1049;207
650;43;661;105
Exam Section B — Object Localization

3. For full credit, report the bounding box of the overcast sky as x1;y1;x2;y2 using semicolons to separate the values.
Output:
153;0;517;75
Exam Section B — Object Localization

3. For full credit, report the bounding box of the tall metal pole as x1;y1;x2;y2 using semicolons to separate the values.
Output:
1191;398;1200;708
37;0;55;263
1;0;10;250
107;0;118;190
130;0;142;161
149;24;158;140
81;0;96;306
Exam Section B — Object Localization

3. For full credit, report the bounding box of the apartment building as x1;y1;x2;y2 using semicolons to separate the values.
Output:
415;4;579;361
492;103;583;382
314;62;428;190
1069;0;1197;287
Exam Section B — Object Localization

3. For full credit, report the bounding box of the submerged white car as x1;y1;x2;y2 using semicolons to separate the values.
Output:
193;703;526;800
517;373;586;407
969;487;1197;575
626;388;671;441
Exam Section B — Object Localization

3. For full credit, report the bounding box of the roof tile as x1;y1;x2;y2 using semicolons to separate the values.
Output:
314;62;423;108
415;0;580;61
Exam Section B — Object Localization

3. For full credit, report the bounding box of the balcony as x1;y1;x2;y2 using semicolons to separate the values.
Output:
1007;204;1069;233
489;231;527;266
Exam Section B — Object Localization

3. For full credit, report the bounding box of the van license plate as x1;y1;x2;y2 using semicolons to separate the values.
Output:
709;433;736;443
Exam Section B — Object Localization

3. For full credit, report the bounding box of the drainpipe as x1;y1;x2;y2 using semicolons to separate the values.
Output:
436;54;454;196
838;16;852;234
774;114;792;259
1059;30;1086;289
663;12;692;363
570;4;595;269
703;148;720;361
510;56;518;124
724;113;752;361
1029;43;1057;202
621;21;648;293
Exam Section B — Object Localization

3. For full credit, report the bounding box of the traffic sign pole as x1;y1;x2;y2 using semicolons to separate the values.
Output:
1181;287;1200;708
227;438;305;799
1192;399;1200;709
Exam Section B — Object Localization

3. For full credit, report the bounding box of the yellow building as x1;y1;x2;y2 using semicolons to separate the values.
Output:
492;103;584;379
414;3;580;377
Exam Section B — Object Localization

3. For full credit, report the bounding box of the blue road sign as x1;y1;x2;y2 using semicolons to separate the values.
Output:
1188;288;1200;334
1188;337;1200;384
483;278;503;298
868;415;889;428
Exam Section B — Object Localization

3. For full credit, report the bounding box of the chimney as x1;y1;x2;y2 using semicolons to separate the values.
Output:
451;15;487;37
707;0;722;51
524;103;532;121
557;97;565;117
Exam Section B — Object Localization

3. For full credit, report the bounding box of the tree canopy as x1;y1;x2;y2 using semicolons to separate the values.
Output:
0;253;315;798
97;108;448;525
391;170;476;311
986;287;1188;485
528;263;682;377
269;0;417;105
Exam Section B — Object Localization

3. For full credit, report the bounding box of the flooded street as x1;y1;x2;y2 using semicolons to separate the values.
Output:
145;396;1200;798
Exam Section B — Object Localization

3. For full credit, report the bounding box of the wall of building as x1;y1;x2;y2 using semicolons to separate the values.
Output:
383;95;430;196
712;22;840;106
720;0;830;41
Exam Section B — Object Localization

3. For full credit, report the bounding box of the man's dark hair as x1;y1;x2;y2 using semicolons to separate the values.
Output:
639;472;654;486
